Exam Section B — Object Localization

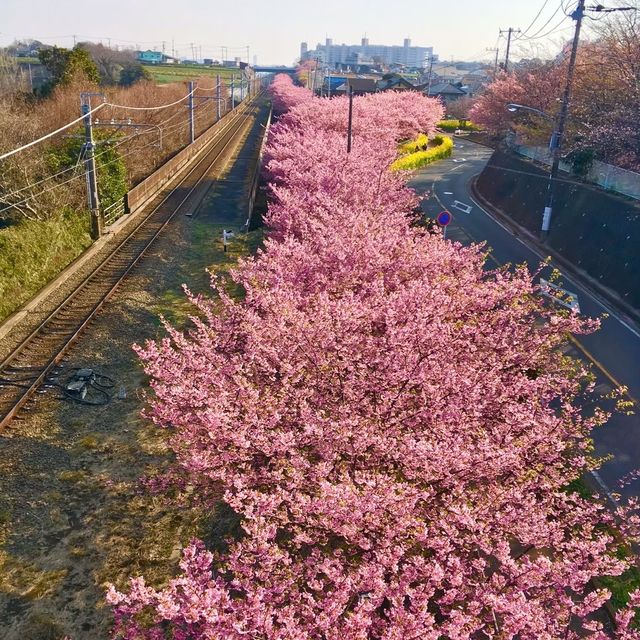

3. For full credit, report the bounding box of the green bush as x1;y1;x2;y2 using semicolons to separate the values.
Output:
438;119;481;132
567;148;595;178
391;135;454;172
0;210;91;321
48;130;128;208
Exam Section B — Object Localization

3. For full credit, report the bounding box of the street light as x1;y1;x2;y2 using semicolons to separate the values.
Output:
506;103;552;120
509;1;636;241
506;101;563;240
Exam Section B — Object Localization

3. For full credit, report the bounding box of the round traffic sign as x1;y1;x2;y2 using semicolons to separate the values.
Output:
436;210;452;227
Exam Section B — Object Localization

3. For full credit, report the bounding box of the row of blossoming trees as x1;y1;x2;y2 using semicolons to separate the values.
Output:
469;8;640;173
107;74;640;638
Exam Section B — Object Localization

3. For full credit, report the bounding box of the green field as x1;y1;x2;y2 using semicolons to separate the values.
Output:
14;57;40;65
143;64;241;84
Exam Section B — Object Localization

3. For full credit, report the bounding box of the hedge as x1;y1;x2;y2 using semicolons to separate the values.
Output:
390;135;454;171
397;134;429;155
438;119;481;132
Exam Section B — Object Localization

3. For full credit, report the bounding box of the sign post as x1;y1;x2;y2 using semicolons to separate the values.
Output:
436;210;452;240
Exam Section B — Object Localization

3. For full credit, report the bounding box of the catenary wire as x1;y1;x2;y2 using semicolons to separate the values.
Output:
0;103;105;161
103;86;197;112
0;86;205;161
0;99;228;214
0;101;199;201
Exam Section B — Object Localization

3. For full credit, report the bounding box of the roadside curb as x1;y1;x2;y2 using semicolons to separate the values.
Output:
470;176;640;330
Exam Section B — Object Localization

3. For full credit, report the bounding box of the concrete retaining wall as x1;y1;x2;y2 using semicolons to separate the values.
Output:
127;99;251;215
476;149;640;310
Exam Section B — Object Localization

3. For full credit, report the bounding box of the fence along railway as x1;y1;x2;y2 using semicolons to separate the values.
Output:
0;92;269;430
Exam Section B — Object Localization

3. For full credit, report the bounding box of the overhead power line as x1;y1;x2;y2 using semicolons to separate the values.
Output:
0;103;105;161
0;87;199;162
0;104;196;203
105;86;197;112
520;0;552;37
517;4;567;40
0;94;221;214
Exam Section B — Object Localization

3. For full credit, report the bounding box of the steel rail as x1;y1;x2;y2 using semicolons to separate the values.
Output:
0;94;265;429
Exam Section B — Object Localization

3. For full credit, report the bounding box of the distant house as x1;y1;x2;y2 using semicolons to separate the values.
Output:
430;64;467;83
324;76;348;93
136;50;178;64
426;82;468;104
377;73;416;92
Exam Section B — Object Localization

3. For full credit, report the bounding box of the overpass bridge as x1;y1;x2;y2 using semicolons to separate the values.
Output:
254;66;296;74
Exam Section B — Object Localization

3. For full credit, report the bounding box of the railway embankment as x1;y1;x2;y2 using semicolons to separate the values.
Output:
0;96;271;639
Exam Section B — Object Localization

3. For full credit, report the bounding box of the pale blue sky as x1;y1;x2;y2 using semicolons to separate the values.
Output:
0;0;580;65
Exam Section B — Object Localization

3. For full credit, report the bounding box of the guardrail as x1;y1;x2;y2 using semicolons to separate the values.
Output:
103;198;126;227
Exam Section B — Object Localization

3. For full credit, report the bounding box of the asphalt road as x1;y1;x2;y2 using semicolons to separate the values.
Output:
409;139;640;499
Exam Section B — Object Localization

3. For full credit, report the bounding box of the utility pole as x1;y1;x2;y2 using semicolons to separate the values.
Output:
540;0;584;240
188;81;196;143
426;55;435;96
216;74;221;120
230;75;235;109
347;84;354;153
486;47;499;78
80;93;103;240
500;27;521;72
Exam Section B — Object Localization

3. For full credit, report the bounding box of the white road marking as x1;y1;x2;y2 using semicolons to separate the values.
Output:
453;200;473;214
539;278;580;313
444;191;453;195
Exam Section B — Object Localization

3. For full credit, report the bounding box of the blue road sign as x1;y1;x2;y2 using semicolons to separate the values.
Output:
437;210;452;227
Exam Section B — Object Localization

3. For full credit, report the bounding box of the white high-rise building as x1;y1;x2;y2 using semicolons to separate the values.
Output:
301;37;434;68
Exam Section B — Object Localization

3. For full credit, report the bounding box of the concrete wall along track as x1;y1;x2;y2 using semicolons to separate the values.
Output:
126;98;255;215
0;95;264;349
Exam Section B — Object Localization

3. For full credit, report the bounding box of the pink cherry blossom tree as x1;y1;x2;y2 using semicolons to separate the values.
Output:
106;75;640;639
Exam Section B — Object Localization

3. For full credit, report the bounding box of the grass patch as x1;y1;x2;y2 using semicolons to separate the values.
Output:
438;119;481;132
0;211;91;322
154;223;263;326
143;65;239;85
57;470;88;484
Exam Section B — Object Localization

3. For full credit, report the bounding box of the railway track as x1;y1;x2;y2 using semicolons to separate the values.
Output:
0;94;266;430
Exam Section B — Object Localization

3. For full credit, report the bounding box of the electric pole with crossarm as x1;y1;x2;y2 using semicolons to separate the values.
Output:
540;0;636;240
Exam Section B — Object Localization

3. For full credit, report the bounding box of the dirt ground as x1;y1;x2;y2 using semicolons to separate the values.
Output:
0;105;268;640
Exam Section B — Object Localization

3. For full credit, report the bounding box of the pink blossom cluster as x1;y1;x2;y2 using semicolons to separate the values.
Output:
269;74;313;116
107;76;640;638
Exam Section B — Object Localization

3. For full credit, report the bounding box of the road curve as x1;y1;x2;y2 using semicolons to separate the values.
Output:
409;138;640;499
